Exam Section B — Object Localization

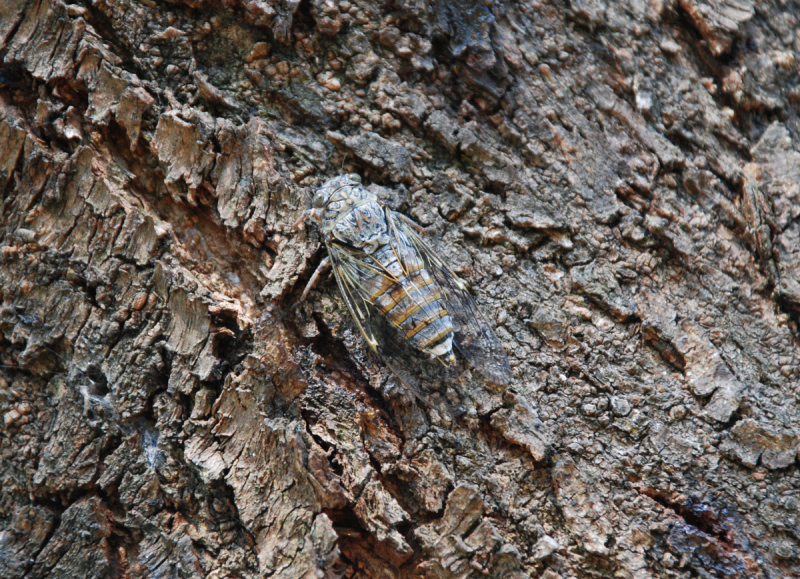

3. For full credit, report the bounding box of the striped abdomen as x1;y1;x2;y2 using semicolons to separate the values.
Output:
364;243;455;360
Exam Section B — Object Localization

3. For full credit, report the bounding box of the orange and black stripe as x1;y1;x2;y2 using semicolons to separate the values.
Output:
365;243;455;357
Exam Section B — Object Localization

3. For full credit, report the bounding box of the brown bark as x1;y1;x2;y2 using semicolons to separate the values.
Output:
1;0;799;577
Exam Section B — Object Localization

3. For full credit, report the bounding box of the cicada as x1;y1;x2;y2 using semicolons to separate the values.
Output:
297;173;511;389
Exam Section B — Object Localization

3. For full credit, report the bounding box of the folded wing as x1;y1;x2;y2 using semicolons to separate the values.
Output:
389;211;512;386
326;240;450;401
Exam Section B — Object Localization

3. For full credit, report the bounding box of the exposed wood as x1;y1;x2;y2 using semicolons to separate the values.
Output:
1;0;799;577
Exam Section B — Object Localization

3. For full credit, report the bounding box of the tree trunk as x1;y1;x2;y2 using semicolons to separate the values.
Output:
1;0;799;577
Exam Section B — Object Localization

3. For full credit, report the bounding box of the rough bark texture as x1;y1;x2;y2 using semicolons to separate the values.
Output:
1;0;799;577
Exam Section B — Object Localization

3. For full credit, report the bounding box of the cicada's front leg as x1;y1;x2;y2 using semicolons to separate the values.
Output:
295;255;331;307
277;209;312;233
290;209;313;230
393;211;434;234
272;208;315;235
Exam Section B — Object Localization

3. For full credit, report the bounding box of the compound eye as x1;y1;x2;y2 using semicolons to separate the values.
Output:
349;173;362;184
312;192;326;208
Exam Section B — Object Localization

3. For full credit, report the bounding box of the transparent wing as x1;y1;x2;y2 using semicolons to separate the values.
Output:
388;212;512;386
325;240;454;402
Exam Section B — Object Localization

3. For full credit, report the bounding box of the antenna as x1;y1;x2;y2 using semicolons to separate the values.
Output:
340;153;348;174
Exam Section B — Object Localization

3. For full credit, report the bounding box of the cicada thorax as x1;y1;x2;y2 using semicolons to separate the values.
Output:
321;185;374;233
329;194;457;363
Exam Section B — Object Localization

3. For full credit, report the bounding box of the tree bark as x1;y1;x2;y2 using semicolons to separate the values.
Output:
1;0;799;577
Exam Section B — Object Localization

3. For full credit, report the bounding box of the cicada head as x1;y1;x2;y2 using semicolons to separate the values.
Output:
311;173;364;230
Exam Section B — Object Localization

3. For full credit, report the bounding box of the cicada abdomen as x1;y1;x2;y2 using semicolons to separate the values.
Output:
357;234;456;362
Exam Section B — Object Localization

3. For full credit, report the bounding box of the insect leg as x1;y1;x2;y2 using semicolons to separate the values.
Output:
275;209;313;233
295;256;331;306
395;212;434;234
289;209;313;231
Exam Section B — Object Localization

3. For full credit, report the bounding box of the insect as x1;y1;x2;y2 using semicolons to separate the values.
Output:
296;173;511;390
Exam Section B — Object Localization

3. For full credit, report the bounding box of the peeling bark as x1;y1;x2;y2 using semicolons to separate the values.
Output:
1;0;800;577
